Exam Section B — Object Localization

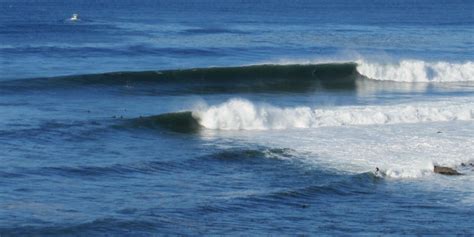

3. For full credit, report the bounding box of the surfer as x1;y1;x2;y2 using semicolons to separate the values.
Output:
375;167;381;176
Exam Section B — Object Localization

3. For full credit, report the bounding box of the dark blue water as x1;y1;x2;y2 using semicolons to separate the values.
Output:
1;0;474;236
1;0;473;79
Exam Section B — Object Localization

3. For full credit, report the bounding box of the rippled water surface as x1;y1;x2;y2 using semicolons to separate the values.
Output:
0;0;473;236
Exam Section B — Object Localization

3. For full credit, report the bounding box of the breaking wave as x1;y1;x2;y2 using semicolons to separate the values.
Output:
357;60;474;82
132;98;473;133
193;98;473;130
3;60;473;94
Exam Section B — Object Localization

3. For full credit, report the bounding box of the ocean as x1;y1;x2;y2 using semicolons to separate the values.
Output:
0;0;473;236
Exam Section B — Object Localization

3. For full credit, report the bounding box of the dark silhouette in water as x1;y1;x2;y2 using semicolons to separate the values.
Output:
433;166;461;176
374;166;465;176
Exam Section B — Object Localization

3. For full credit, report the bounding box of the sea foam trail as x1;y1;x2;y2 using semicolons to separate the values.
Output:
193;98;473;130
356;60;474;82
259;122;474;179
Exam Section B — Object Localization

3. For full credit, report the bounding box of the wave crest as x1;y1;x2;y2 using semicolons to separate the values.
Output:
193;98;473;130
357;60;474;82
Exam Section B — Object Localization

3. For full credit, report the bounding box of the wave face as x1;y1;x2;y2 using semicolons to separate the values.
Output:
357;60;474;82
193;98;473;130
126;112;201;133
3;63;359;91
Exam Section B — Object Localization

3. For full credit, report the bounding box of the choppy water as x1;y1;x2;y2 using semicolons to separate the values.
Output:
1;0;473;236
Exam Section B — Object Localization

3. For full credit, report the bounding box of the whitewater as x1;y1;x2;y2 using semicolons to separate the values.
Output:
193;97;474;130
356;60;474;82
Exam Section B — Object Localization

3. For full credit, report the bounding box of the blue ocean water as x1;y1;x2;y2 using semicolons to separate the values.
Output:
1;0;473;236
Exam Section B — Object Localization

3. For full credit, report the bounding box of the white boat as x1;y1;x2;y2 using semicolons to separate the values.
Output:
70;14;79;21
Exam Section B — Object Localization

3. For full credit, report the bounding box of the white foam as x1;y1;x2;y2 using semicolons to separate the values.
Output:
204;119;474;180
192;98;473;130
357;60;474;82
